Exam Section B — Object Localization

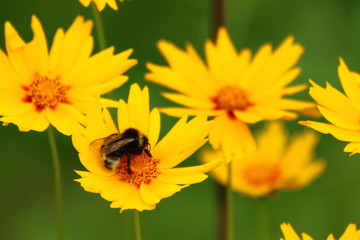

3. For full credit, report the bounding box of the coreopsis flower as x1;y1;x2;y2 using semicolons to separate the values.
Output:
0;16;136;135
300;59;360;155
146;27;316;158
280;223;360;240
78;0;124;11
201;122;324;197
73;84;221;212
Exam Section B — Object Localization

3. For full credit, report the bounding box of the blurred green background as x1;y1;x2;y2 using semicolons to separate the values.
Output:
1;0;360;239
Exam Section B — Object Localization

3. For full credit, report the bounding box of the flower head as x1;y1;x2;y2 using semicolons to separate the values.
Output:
146;27;316;157
300;59;360;155
78;0;124;11
201;122;324;197
0;16;137;135
280;223;360;240
73;84;221;212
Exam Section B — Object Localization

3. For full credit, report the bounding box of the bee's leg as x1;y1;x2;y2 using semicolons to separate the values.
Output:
126;153;132;174
144;149;152;157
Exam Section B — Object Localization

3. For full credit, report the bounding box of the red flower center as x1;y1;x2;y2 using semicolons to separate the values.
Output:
242;163;282;188
212;85;252;117
22;73;70;112
118;152;159;188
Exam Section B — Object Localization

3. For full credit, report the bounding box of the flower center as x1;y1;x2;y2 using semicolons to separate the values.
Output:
212;85;252;112
118;152;159;188
23;73;70;112
242;163;282;188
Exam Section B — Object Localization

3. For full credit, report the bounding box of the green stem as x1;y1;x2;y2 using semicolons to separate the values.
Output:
134;211;142;240
91;2;107;50
214;0;225;33
47;126;64;240
256;198;270;240
226;161;234;240
90;2;116;100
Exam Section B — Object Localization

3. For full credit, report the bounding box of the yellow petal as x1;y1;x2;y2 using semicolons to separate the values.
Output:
78;0;91;7
86;103;117;140
139;183;162;205
45;104;84;136
0;108;49;132
300;121;360;142
51;16;93;75
161;107;221;117
158;158;222;184
318;105;360;130
262;36;303;87
26;15;49;75
118;99;130;132
344;142;360;155
157;139;207;169
338;58;360;110
281;129;319;172
257;122;287;161
127;84;150;136
209;114;256;159
326;234;336;240
161;92;214;109
280;223;303;240
339;224;359;240
205;27;238;85
241;43;272;88
154;115;212;169
68;49;136;87
4;20;31;80
118;186;155;212
283;160;325;190
146;178;185;200
80;76;128;95
309;80;360;129
147;41;216;98
75;171;125;197
147;108;161;148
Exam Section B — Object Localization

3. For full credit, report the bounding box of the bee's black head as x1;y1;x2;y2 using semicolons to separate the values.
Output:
123;128;150;152
122;128;140;139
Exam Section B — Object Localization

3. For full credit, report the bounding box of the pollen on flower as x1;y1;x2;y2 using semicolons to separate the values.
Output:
212;85;252;117
242;163;282;188
118;152;159;188
22;73;70;112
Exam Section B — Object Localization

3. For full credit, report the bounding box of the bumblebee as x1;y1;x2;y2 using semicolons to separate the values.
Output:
90;128;151;173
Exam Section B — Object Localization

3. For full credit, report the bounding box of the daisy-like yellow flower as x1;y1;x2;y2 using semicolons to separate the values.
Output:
300;59;360;155
78;0;124;11
280;223;360;240
201;122;324;197
73;84;221;212
0;16;136;135
146;27;316;158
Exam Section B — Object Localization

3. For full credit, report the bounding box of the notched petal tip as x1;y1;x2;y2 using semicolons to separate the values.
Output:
156;39;173;51
5;21;25;50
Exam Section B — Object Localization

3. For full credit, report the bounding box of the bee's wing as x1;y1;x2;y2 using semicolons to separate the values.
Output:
89;138;105;151
101;138;136;155
102;133;122;145
89;133;121;150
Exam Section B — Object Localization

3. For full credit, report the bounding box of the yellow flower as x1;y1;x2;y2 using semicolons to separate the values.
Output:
0;16;136;135
146;27;316;158
300;59;360;155
280;223;360;240
73;84;221;212
201;122;324;197
78;0;124;11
